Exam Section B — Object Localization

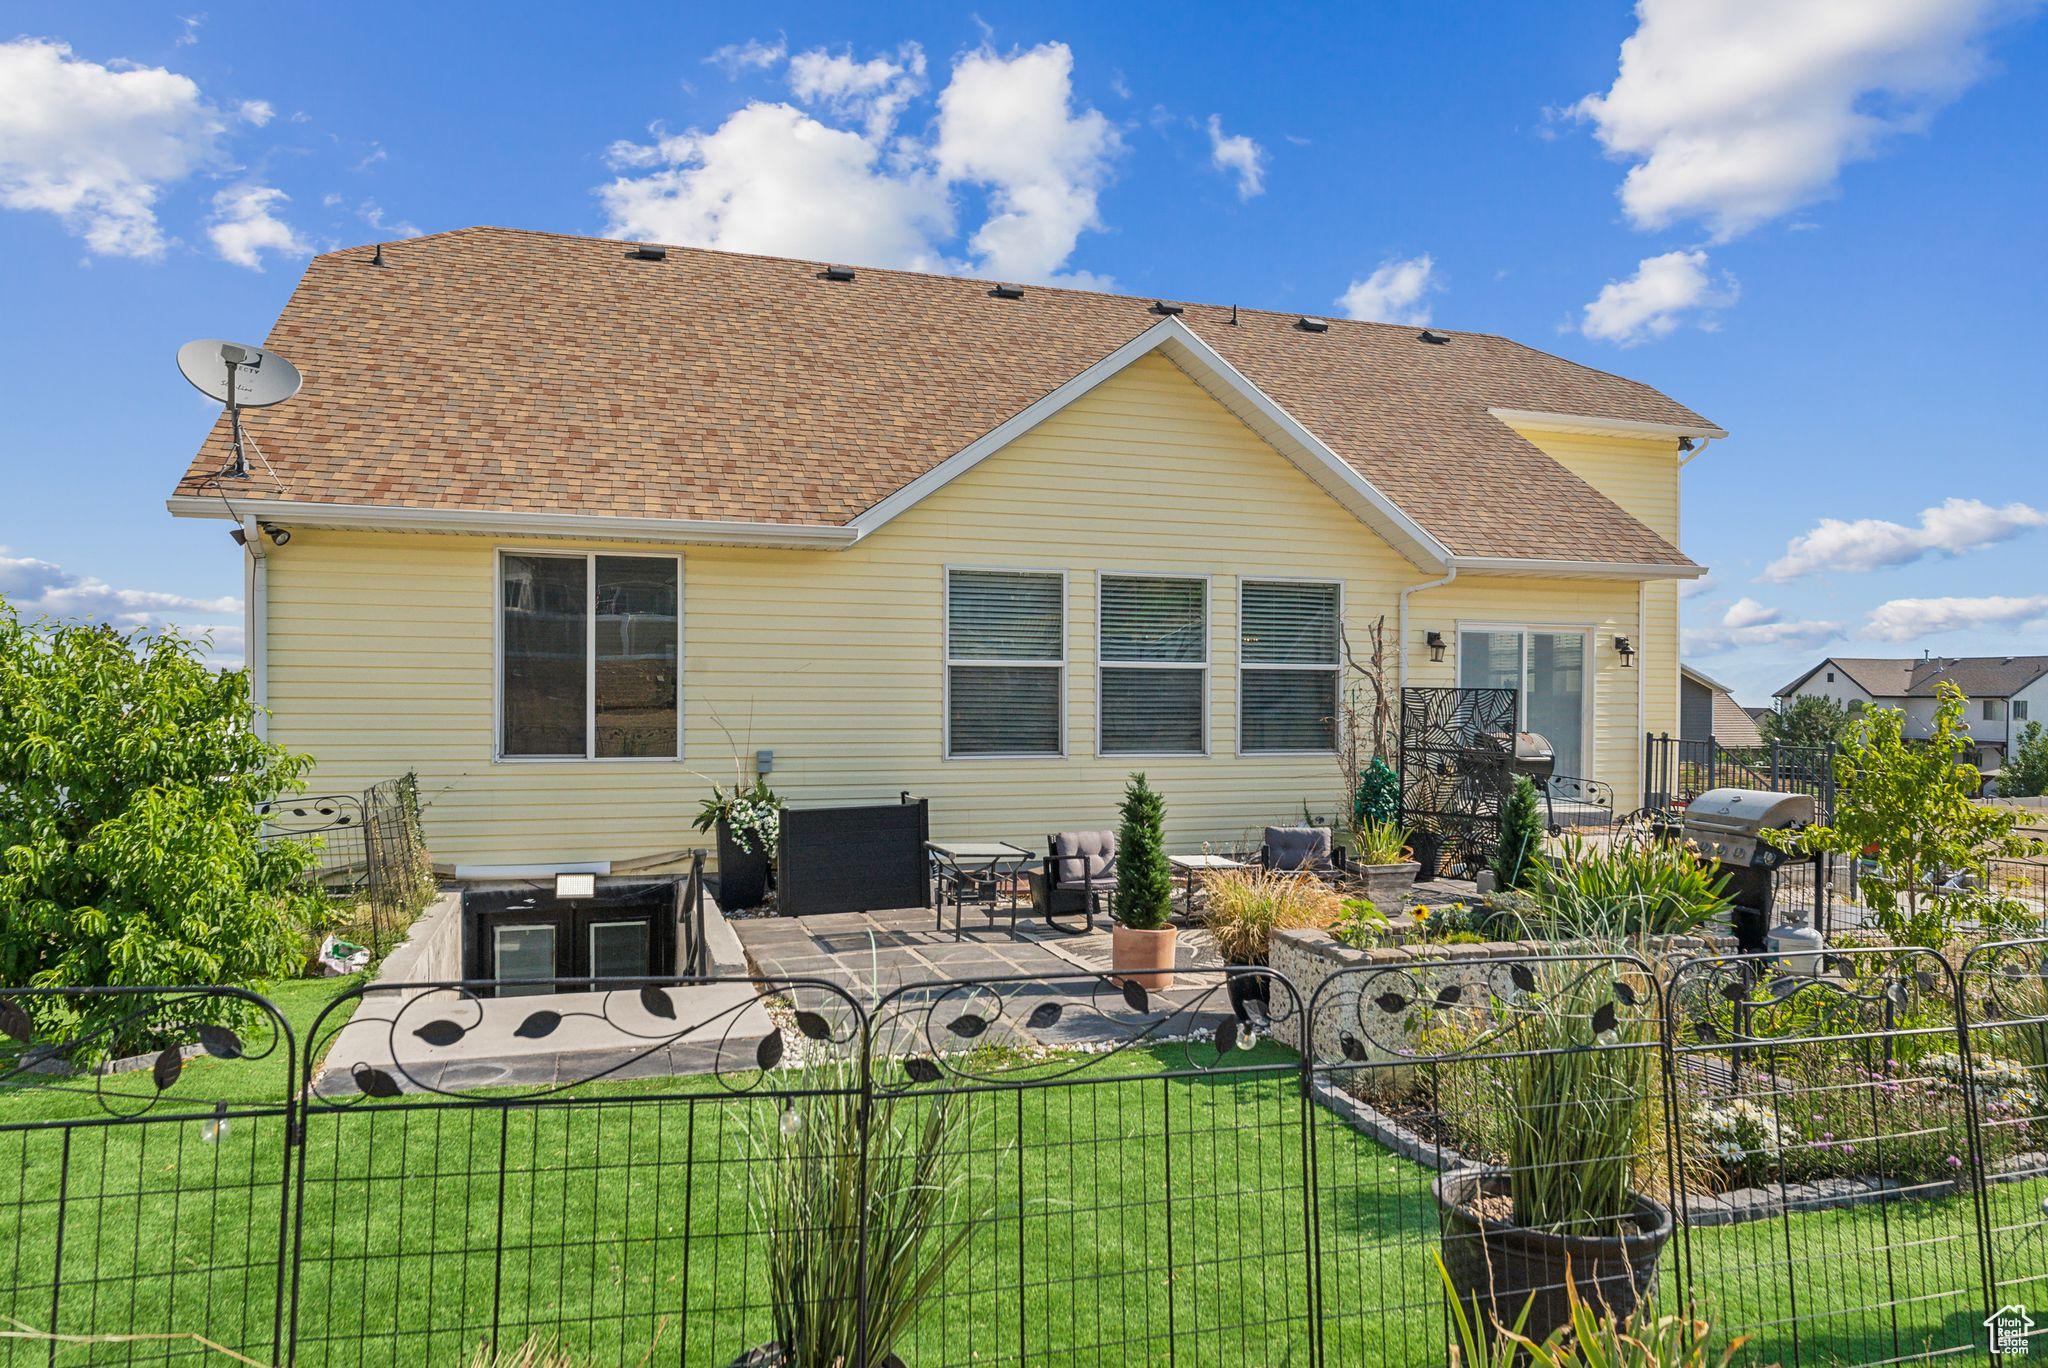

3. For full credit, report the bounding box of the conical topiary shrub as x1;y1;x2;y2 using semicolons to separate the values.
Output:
1114;773;1173;931
1493;774;1545;891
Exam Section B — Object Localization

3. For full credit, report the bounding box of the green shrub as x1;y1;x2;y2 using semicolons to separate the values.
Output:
1530;834;1730;939
1353;755;1400;829
2000;720;2048;799
1113;773;1173;931
0;601;319;1051
1492;776;1544;891
1353;817;1411;865
1200;868;1343;961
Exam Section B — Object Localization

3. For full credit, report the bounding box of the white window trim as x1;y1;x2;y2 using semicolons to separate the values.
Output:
943;565;1069;761
1455;621;1597;782
494;548;684;763
1096;571;1211;758
1236;576;1344;757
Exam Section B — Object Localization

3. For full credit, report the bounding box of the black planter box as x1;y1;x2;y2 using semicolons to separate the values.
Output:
715;820;771;911
777;797;930;916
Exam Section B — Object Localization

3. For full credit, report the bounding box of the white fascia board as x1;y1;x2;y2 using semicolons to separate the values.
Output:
846;316;1455;573
1487;407;1728;442
1447;555;1707;581
165;495;859;549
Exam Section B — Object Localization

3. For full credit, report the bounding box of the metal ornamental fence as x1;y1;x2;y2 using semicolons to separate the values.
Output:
9;947;2048;1364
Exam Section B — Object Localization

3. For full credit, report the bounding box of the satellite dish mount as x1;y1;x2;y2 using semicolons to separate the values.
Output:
176;339;303;481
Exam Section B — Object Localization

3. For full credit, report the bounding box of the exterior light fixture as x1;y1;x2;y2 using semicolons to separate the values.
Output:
554;872;596;900
1425;631;1447;663
1614;635;1635;667
260;522;291;546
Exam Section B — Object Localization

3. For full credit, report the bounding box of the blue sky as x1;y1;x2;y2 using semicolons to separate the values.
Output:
2;2;2044;703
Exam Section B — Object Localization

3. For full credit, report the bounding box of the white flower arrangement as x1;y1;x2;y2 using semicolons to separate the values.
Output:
1920;1050;2041;1114
1695;1097;1791;1176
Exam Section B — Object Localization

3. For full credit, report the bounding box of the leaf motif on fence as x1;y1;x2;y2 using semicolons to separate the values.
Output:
1435;985;1462;1007
1026;1002;1063;1030
1340;1032;1367;1062
1590;1002;1618;1038
793;1010;833;1041
1615;980;1639;1007
903;1056;942;1084
352;1064;402;1098
1509;963;1536;993
151;1045;183;1091
1374;993;1409;1014
514;1011;561;1040
639;986;677;1021
756;1031;785;1072
1213;1019;1238;1055
196;1025;243;1060
946;1013;989;1039
413;1019;466;1047
1122;981;1150;1014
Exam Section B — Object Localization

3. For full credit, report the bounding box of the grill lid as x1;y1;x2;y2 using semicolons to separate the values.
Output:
1682;788;1816;836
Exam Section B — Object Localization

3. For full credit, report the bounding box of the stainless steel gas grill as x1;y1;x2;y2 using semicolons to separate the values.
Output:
1508;732;1556;784
1680;788;1818;951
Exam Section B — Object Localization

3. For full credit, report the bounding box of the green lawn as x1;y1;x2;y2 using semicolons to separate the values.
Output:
0;999;2017;1367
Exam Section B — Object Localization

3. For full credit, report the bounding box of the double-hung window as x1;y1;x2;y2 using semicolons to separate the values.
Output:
946;569;1065;757
1099;575;1207;754
1239;580;1341;753
499;552;680;759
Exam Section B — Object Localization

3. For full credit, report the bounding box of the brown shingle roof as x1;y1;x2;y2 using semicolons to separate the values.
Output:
1777;655;2048;700
171;227;1716;565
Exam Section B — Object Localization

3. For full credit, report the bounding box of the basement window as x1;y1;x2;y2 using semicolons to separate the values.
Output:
499;551;681;760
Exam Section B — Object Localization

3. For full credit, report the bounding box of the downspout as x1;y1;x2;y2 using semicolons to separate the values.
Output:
1638;579;1648;806
1397;567;1459;694
241;515;269;740
1677;434;1716;467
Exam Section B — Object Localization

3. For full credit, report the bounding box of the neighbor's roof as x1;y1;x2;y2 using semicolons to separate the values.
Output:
1776;655;2048;700
1683;664;1764;747
170;227;1719;566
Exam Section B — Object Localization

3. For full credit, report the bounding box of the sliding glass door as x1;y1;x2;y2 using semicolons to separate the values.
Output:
1457;628;1590;780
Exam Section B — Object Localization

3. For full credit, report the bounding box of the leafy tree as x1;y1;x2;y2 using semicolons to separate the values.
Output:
1770;684;2046;947
1492;775;1545;891
1353;755;1400;831
1112;773;1173;931
2000;720;2048;799
1760;694;1850;753
0;600;319;1048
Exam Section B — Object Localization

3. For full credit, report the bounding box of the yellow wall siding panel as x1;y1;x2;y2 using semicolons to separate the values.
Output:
261;354;1681;870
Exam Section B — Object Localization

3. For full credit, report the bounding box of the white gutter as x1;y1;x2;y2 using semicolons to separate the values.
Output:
241;515;269;740
168;496;861;550
1446;555;1706;581
1678;434;1717;467
1398;567;1458;694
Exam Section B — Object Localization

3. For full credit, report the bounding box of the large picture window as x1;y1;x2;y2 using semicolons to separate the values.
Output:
946;569;1064;757
1239;580;1340;753
500;552;680;759
1099;575;1206;754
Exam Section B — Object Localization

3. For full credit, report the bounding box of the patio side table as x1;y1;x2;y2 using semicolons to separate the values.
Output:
926;840;1035;934
1168;854;1247;917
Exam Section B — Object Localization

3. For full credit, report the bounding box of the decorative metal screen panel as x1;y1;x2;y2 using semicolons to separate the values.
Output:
1398;686;1518;872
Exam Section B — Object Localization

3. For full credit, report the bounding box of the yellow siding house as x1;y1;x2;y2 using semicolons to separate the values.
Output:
170;228;1722;880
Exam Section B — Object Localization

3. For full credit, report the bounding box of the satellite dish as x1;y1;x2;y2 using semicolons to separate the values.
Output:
177;339;301;408
177;339;301;479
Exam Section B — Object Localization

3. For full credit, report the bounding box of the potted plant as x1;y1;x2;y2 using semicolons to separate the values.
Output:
693;778;780;911
1111;773;1177;990
1199;867;1342;1019
1432;957;1672;1348
737;1059;988;1366
1351;817;1420;907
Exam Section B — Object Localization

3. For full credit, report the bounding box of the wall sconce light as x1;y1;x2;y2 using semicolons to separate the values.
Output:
259;522;291;546
1425;631;1447;663
1614;635;1635;667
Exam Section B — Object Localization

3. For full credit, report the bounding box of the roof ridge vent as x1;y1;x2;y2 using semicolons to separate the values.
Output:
626;244;668;261
819;265;857;282
1296;316;1329;333
1418;329;1451;345
1151;301;1184;315
989;283;1025;299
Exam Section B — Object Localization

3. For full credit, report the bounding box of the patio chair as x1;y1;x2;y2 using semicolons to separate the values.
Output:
1260;826;1349;881
1028;829;1116;933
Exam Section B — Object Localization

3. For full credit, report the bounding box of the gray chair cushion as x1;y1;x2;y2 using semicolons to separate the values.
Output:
1265;826;1332;872
1050;830;1116;887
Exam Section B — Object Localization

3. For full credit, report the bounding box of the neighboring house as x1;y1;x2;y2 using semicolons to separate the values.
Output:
1680;664;1763;748
1775;655;2048;775
169;228;1718;899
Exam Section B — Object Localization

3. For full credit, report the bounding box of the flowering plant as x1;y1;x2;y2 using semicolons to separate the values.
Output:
1695;1098;1791;1187
693;777;783;856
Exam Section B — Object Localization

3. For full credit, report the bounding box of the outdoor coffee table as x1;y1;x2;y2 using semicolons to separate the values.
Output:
927;840;1035;933
1168;854;1247;916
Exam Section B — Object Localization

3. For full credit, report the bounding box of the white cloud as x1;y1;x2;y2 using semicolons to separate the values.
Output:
933;43;1120;283
1678;574;1718;599
0;37;230;257
1762;497;2048;581
1863;595;2048;641
357;199;421;237
789;43;925;139
238;98;274;127
1682;596;1842;654
601;41;1121;285
1336;254;1438;326
1580;249;1736;345
1573;0;2025;241
706;37;787;78
206;183;309;270
175;14;204;47
1205;115;1265;199
0;548;243;664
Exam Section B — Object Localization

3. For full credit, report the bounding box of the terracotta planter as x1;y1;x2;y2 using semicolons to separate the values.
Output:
1111;924;1178;991
1434;1169;1673;1348
1358;861;1420;908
